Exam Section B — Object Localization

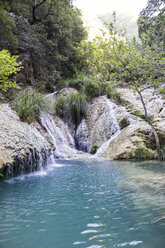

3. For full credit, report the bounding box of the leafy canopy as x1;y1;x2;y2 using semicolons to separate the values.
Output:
138;0;165;51
0;50;22;91
0;1;17;50
77;18;165;93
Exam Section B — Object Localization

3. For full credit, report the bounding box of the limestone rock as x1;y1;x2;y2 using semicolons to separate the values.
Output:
0;104;52;171
106;120;155;160
86;96;132;153
118;88;164;119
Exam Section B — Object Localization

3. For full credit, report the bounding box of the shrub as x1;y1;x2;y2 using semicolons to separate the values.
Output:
55;95;68;118
129;147;154;160
56;77;101;98
68;79;85;91
84;79;100;98
68;93;87;126
15;88;44;123
56;80;69;90
0;50;22;92
55;92;88;126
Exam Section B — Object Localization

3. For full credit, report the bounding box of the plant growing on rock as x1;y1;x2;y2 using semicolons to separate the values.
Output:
55;92;88;127
68;92;88;127
15;88;45;123
55;95;68;118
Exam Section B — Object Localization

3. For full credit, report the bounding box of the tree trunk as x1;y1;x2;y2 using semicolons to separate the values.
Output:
136;88;161;155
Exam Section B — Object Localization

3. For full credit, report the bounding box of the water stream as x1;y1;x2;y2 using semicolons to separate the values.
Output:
94;99;121;158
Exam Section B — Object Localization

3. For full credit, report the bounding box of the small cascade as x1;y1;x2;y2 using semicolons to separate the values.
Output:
94;98;121;157
40;113;78;158
75;119;89;152
6;148;55;177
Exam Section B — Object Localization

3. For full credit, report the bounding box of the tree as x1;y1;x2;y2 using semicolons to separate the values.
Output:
30;0;53;25
0;50;22;91
2;0;86;88
77;21;165;152
138;0;165;50
0;1;17;50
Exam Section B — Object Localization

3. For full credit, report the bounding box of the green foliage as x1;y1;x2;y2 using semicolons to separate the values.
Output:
0;50;22;92
55;92;87;126
68;92;87;126
1;0;86;89
15;88;45;123
131;109;147;121
77;19;165;93
129;147;154;160
84;79;100;98
105;83;122;104
57;77;101;98
63;78;85;91
0;1;17;49
77;16;164;152
55;95;68;118
138;0;165;51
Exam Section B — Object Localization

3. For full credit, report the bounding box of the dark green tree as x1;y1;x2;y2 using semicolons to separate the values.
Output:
0;1;17;49
138;0;165;50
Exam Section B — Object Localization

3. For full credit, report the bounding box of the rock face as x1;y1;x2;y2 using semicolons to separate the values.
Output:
86;96;133;155
0;104;53;174
106;121;155;160
1;87;165;176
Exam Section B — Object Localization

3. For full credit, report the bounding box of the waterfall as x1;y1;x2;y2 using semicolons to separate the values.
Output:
6;148;56;177
94;98;121;157
40;113;78;158
75;119;89;152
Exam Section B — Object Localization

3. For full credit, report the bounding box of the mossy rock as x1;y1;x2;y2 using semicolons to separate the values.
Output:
119;116;130;129
129;147;154;160
90;145;99;154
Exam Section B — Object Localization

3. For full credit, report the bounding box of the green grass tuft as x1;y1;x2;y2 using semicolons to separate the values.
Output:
14;88;45;123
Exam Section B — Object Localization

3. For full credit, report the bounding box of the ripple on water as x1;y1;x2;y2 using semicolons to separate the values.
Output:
73;241;86;245
81;230;99;234
87;223;102;228
116;241;143;247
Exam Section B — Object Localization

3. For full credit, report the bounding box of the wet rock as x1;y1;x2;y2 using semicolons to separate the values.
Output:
75;119;89;152
0;104;52;171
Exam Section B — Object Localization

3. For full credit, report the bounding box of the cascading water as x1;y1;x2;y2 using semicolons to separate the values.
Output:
94;98;121;157
40;113;78;158
5;148;56;177
75;118;89;152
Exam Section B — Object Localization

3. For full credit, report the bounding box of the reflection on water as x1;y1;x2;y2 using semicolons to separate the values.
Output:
0;159;165;248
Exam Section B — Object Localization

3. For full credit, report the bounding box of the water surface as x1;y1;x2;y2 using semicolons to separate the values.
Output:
0;159;165;248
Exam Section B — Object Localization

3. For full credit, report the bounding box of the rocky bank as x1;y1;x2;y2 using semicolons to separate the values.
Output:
0;87;165;176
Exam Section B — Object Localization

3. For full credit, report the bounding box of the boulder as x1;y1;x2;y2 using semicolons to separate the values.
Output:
106;120;155;160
